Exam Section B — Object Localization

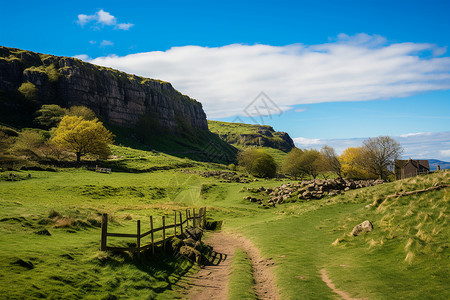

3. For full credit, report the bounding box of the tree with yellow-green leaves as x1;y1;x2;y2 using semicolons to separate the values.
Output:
339;147;375;179
51;116;114;163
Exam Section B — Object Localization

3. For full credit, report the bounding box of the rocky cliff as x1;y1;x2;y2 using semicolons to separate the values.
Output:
208;120;295;152
0;46;208;132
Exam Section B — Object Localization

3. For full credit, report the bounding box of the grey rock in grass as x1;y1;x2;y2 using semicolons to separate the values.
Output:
351;220;374;236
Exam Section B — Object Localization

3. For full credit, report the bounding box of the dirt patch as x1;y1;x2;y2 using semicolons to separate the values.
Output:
320;269;367;300
184;232;280;300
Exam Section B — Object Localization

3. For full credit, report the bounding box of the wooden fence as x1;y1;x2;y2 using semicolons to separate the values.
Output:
100;207;206;257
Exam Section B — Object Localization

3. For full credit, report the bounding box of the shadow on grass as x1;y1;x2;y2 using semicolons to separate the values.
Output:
97;245;198;296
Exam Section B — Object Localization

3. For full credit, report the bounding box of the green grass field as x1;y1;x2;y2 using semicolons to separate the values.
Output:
1;144;448;299
228;248;257;300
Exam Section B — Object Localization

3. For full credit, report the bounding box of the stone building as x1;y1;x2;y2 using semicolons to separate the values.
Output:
395;159;430;180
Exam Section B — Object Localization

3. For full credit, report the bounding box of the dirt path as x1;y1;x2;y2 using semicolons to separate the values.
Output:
184;232;280;300
320;269;367;300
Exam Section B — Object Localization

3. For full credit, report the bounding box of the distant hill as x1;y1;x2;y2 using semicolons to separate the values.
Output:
208;120;295;152
428;159;450;170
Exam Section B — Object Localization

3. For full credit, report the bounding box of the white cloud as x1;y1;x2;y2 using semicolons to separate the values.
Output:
116;23;134;30
293;137;321;145
77;9;133;30
293;131;450;161
85;34;450;118
77;14;96;26
400;132;427;138
439;149;450;157
73;54;91;61
96;9;116;25
100;40;114;47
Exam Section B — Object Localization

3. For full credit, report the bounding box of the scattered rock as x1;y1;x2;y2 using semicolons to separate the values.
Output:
351;220;374;236
246;178;384;205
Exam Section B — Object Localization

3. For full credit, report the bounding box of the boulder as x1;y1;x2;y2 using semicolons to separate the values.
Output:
351;220;374;236
179;246;202;263
185;227;203;241
183;238;196;247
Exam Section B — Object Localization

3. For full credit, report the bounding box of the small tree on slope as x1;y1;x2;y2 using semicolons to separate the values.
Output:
51;116;114;163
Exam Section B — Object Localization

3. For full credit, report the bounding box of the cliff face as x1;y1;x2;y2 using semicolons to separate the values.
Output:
208;120;295;152
0;46;208;132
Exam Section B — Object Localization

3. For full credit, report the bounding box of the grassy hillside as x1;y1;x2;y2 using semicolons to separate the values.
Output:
208;120;294;153
108;124;238;165
221;171;449;299
0;141;448;299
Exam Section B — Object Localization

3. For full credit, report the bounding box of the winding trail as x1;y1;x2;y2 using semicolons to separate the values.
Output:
320;269;367;300
183;232;280;300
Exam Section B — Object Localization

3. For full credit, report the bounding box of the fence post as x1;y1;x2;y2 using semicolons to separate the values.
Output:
186;209;189;228
137;220;141;259
162;216;166;250
203;207;206;228
198;208;202;228
100;213;108;251
193;208;196;228
179;212;183;235
174;211;177;236
150;216;154;255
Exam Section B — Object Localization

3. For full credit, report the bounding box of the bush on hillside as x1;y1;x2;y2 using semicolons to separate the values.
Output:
238;148;277;178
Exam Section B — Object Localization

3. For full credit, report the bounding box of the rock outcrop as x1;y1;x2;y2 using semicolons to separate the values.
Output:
0;46;207;133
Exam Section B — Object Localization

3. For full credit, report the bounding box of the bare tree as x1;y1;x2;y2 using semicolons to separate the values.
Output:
321;145;342;178
362;136;403;181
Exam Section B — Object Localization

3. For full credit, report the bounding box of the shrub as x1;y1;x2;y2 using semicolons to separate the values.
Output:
18;82;37;101
238;148;277;178
228;163;236;171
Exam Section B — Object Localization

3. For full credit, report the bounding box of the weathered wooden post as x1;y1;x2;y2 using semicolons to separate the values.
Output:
174;211;177;236
150;216;154;255
162;216;166;250
179;212;183;235
136;220;141;259
203;207;207;228
198;208;202;228
100;213;108;251
186;209;189;228
193;208;196;228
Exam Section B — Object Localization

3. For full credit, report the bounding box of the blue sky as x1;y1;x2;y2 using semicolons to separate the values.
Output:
1;0;449;159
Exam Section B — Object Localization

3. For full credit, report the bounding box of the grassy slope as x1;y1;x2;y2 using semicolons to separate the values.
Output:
228;249;257;300
207;120;290;167
208;120;292;153
0;145;227;299
208;120;270;135
1;142;448;299
108;124;238;165
221;172;450;299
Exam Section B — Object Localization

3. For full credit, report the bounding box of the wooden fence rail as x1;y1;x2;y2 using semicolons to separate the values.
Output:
100;207;206;257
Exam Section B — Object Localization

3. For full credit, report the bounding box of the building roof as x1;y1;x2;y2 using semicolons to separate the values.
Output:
395;159;430;170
